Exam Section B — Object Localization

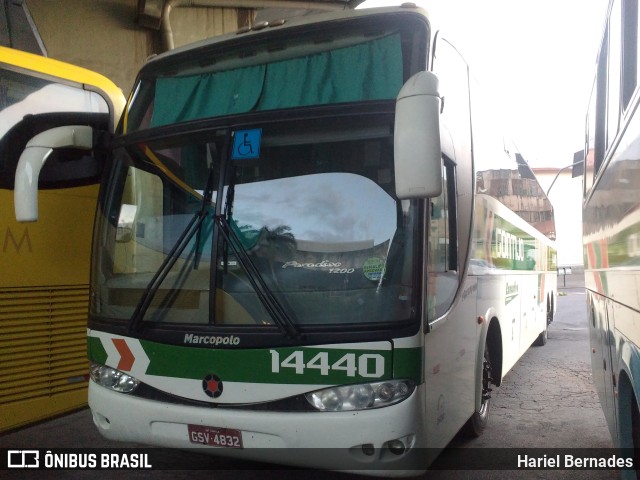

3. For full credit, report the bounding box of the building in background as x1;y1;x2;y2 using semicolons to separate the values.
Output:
534;167;584;268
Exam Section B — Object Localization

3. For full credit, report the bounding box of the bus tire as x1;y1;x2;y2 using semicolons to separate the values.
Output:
534;299;550;346
533;324;548;346
632;395;640;471
464;342;492;437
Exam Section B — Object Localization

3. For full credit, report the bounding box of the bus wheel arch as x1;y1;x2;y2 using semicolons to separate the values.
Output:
534;297;551;347
617;370;640;453
533;323;548;347
465;317;502;437
486;317;503;387
631;388;640;469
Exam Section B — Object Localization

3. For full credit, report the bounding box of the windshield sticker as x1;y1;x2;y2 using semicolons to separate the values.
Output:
232;129;262;160
281;260;355;274
282;260;341;269
362;257;385;281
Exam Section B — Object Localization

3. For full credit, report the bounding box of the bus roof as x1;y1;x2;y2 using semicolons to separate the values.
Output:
143;5;431;71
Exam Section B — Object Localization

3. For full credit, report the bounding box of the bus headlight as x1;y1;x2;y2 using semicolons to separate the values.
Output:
90;363;140;393
305;379;415;412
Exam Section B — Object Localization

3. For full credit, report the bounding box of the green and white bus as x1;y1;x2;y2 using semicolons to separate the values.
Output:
583;0;640;473
14;5;556;473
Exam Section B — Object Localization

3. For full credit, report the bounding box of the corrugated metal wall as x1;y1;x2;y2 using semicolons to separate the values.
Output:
0;286;89;431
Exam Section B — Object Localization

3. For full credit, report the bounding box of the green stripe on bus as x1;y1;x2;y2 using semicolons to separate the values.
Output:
392;347;422;383
141;342;394;384
87;336;108;365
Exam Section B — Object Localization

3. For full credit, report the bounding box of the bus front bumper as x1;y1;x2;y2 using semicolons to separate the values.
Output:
88;381;428;475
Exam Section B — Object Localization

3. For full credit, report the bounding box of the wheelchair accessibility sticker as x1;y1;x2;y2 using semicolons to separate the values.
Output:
232;129;262;160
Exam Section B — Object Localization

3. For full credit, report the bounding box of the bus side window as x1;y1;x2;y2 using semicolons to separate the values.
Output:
586;26;609;196
606;0;622;149
585;0;636;198
621;0;638;112
427;158;458;321
585;80;597;196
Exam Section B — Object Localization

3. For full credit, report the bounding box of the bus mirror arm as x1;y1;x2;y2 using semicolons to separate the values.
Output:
394;71;443;199
14;125;94;222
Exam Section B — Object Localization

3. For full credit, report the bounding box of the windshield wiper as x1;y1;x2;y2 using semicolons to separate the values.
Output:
215;214;302;340
127;167;216;333
194;167;216;268
215;163;301;340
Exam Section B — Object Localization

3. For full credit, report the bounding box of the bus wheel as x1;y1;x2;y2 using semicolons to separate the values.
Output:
534;304;549;347
465;343;493;437
632;396;640;470
533;324;548;346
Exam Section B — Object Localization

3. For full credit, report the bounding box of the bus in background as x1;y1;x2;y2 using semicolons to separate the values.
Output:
14;6;556;472
0;47;124;432
582;0;640;470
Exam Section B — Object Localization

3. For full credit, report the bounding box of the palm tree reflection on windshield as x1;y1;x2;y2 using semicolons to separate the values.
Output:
252;225;297;283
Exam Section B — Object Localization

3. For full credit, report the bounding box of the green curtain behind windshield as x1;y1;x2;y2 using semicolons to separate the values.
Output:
152;64;266;126
151;34;403;127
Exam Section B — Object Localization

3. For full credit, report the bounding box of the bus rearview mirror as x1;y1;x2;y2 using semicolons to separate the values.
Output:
14;125;94;222
394;71;443;199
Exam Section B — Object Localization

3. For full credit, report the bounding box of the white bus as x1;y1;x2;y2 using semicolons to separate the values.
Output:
15;5;556;473
583;0;640;472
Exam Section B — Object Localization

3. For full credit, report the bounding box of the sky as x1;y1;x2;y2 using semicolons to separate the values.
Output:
358;0;609;168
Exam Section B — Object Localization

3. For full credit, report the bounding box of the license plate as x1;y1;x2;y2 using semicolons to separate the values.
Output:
188;424;243;449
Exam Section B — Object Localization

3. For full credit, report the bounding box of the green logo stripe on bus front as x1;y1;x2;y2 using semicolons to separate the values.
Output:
142;342;394;384
88;336;108;364
392;347;422;383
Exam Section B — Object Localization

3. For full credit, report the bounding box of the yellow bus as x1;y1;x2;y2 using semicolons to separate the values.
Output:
0;46;124;432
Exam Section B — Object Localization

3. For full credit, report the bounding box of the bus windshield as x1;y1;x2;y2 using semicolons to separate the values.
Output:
92;113;418;330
